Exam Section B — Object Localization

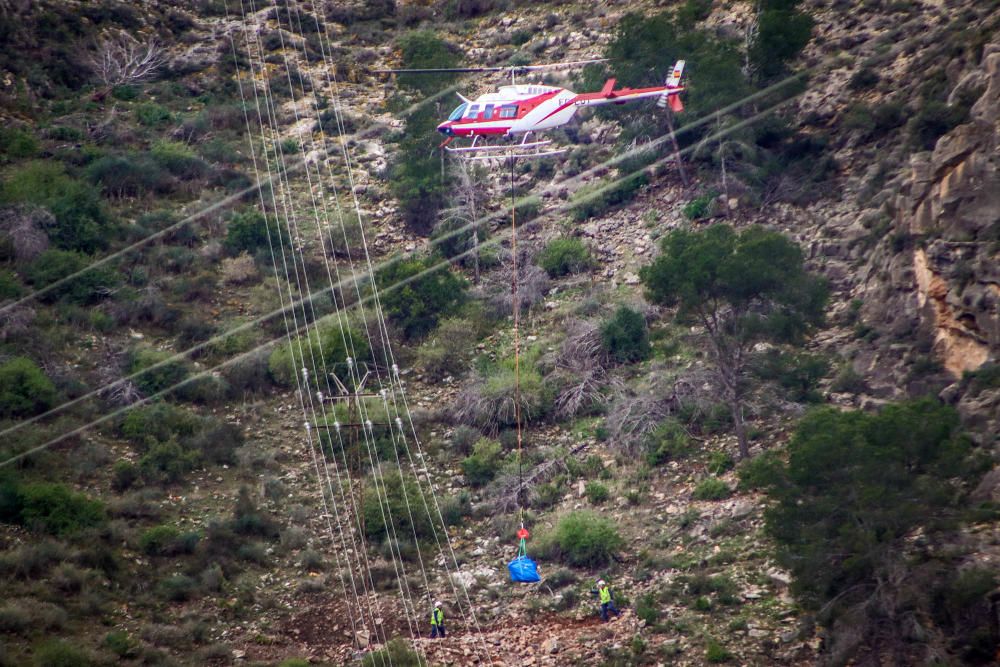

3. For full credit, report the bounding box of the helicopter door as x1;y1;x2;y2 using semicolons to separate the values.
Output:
499;105;518;119
483;104;495;119
464;104;481;119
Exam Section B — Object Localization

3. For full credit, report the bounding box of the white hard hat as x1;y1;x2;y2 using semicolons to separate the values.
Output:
597;579;605;586
435;600;443;607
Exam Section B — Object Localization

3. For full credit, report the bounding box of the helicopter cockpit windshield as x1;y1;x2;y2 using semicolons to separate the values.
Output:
447;103;468;121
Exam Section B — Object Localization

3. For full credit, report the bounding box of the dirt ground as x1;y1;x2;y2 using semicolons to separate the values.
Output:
236;592;638;665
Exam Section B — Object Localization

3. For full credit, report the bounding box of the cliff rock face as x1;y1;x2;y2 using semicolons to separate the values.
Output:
860;46;999;382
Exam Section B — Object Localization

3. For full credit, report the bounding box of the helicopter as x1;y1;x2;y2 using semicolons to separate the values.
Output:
377;59;686;160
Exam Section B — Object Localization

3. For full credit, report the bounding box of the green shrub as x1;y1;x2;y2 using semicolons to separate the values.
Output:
707;451;734;475
135;103;172;127
457;363;553;432
0;270;23;300
461;438;503;487
692;477;730;501
0;356;57;419
749;3;813;81
705;637;731;663
33;638;93;667
267;318;368;387
585;481;610;505
111;461;139;492
962;362;1000;397
0;127;38;160
376;254;468;340
450;425;480;456
224;209;289;256
129;347;190;396
440;492;472;527
231;486;280;538
396;31;460;95
151;140;209;181
601;306;650;363
683;192;715;220
157;573;198;602
139;524;197;556
86;154;174;199
139;438;200;484
0;161;107;253
539;511;623;567
103;631;134;658
417;316;478;380
0;601;31;633
848;65;879;91
907;100;968;150
750;349;829;402
572;172;648;221
536;237;593;277
830;364;865;393
18;483;105;535
361;638;426;667
362;468;437;545
636;592;659;624
757;398;982;649
121;402;201;445
187;421;243;465
27;249;119;305
644;419;693;465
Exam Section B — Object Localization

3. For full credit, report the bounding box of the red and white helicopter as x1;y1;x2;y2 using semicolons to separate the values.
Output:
378;59;686;160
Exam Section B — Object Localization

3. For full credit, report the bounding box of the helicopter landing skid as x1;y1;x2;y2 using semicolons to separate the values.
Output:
443;133;567;161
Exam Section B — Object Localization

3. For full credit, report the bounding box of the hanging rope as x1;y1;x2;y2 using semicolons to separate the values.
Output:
509;158;525;527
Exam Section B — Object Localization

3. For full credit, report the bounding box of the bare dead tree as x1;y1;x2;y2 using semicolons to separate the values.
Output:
0;204;51;263
96;342;142;407
88;33;166;94
437;160;489;283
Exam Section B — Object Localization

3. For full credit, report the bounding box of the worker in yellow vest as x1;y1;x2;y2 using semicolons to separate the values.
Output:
430;600;446;638
590;579;621;622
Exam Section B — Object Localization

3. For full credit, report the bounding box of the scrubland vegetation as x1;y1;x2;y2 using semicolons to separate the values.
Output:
0;0;997;665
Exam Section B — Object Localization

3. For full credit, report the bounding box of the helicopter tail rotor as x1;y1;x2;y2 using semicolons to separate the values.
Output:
658;60;686;112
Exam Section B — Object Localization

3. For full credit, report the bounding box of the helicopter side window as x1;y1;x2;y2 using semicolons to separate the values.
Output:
447;103;468;121
499;105;518;119
464;104;480;119
483;104;495;119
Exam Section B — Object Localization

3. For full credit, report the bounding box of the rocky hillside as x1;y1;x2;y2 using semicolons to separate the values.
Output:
0;1;998;666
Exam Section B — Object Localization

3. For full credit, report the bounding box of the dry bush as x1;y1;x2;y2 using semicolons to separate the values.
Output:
0;306;35;340
482;250;550;318
88;34;166;89
220;251;260;285
606;362;716;451
453;364;551;435
95;342;142;407
545;319;618;419
0;205;50;263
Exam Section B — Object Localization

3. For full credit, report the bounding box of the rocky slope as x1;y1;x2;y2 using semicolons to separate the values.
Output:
0;0;998;665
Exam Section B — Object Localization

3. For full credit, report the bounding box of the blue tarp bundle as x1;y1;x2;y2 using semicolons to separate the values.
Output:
508;554;540;582
508;536;540;582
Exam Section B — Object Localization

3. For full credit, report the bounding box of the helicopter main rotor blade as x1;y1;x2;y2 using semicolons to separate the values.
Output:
516;58;608;71
374;66;510;74
374;58;607;75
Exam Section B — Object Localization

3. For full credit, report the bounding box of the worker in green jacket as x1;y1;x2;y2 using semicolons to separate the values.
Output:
590;579;621;622
430;600;446;638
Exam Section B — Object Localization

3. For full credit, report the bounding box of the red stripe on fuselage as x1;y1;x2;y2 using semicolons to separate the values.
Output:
447;125;511;136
